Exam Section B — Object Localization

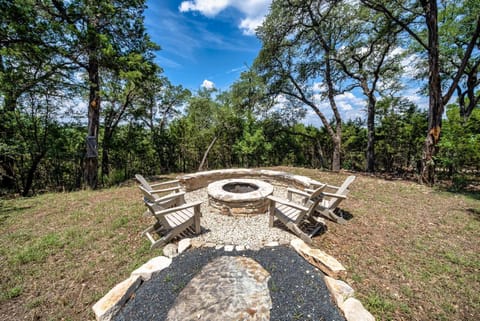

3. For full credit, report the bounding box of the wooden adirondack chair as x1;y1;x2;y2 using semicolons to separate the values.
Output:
142;200;202;249
267;184;327;244
288;175;356;224
135;174;185;215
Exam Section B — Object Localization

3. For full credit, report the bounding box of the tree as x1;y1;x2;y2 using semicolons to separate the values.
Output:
41;0;158;189
100;58;160;180
255;0;349;171
375;97;427;172
135;75;191;173
0;0;74;191
437;105;480;178
333;3;403;172
361;0;480;185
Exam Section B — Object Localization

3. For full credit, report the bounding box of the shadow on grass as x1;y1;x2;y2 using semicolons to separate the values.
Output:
337;209;354;221
0;203;32;225
466;208;480;221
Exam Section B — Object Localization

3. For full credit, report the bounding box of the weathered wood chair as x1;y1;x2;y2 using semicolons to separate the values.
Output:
142;200;203;249
288;175;356;224
135;174;185;216
267;184;327;244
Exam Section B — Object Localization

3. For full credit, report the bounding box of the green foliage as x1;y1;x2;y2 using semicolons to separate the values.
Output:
375;97;427;172
437;105;480;179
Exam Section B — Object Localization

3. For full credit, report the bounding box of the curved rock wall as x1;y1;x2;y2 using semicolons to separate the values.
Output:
177;168;322;191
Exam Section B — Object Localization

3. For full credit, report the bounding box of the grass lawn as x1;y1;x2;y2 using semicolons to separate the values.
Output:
1;167;479;320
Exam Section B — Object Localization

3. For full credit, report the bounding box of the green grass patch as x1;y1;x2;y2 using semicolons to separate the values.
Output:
12;232;65;265
1;285;23;300
363;292;396;319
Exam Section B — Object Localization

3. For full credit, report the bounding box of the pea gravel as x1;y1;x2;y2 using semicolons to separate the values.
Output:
183;184;302;246
114;246;346;321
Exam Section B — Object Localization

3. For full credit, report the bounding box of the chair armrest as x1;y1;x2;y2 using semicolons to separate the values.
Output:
150;179;180;188
151;186;181;194
153;191;186;203
153;201;203;216
321;192;347;199
267;196;310;212
287;187;311;198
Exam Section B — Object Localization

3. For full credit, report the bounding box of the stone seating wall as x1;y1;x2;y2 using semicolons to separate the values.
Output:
176;168;323;192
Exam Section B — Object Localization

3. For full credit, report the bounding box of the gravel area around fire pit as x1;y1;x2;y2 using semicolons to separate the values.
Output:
114;246;346;321
183;184;298;246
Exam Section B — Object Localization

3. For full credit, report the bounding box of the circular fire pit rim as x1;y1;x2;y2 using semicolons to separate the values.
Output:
207;178;274;202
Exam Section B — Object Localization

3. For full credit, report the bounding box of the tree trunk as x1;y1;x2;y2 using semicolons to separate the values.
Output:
420;0;443;186
332;136;341;171
21;152;45;197
366;93;376;172
198;136;217;171
84;21;100;189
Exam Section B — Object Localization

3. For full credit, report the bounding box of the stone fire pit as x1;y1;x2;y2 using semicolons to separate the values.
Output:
207;179;274;216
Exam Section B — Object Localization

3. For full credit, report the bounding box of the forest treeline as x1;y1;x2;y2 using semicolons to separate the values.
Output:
1;0;479;196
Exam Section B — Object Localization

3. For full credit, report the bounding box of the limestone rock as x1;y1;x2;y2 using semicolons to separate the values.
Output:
191;239;206;248
341;298;375;321
92;275;142;321
166;256;271;321
264;241;279;247
178;238;192;254
290;238;347;278
204;242;217;248
131;256;172;281
324;275;355;306
163;243;178;258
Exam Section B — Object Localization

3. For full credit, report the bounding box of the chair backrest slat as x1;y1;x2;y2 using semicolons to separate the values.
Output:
135;174;153;191
336;176;356;195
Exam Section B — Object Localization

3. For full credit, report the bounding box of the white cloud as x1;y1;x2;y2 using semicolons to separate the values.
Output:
179;0;230;17
239;16;265;35
201;79;215;89
335;92;364;111
179;0;271;35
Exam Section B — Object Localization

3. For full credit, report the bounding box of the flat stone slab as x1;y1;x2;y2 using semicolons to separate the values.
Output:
93;275;142;321
131;256;172;281
324;275;355;307
342;298;376;321
166;256;271;321
291;238;347;278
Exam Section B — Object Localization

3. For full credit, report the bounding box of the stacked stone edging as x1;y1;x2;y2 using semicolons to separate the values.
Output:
93;239;375;321
177;168;323;191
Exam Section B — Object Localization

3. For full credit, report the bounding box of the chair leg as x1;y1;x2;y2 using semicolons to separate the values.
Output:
269;200;275;227
194;204;201;234
285;222;312;244
317;209;347;224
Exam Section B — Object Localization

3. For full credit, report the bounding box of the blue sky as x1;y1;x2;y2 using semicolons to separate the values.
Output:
144;0;269;92
143;0;427;124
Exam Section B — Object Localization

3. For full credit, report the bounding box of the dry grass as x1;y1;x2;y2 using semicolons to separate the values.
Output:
1;167;479;320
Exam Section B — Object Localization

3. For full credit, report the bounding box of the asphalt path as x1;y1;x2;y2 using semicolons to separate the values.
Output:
114;246;346;321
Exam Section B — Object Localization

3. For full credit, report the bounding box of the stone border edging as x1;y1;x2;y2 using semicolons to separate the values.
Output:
92;238;375;321
176;168;323;191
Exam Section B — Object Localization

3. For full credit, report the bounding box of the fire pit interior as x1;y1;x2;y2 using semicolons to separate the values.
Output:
223;182;259;193
207;179;274;216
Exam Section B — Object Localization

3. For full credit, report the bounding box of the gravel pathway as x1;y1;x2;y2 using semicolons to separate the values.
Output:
184;184;299;246
115;246;346;321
